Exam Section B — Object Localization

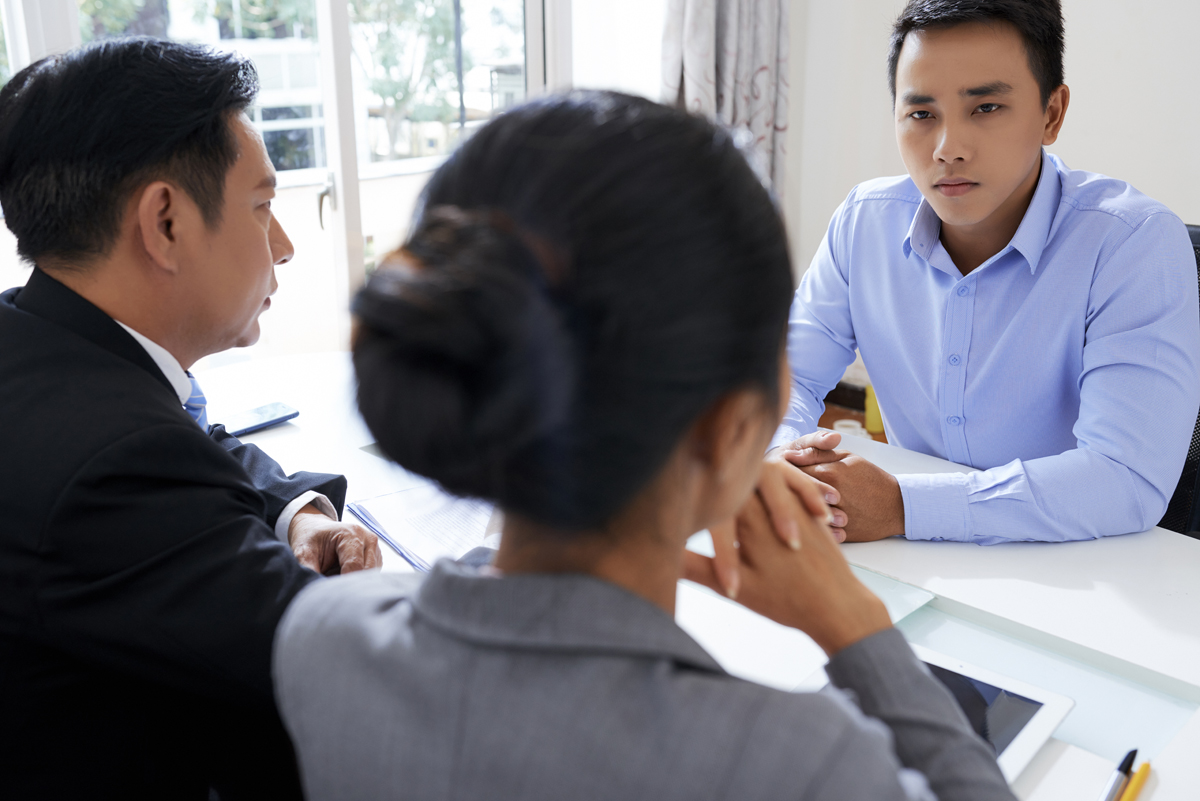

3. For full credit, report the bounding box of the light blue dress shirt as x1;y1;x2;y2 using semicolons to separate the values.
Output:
773;150;1200;544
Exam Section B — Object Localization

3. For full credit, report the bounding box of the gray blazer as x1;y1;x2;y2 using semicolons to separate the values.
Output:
274;562;1015;801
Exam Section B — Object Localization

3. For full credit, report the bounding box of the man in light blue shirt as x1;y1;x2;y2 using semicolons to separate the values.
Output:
774;0;1199;545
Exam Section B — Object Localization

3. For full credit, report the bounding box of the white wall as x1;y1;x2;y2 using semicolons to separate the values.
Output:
1052;0;1200;225
785;0;906;276
784;0;1200;276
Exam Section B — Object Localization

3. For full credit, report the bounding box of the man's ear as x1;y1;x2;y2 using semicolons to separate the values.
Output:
1042;84;1070;146
134;180;186;275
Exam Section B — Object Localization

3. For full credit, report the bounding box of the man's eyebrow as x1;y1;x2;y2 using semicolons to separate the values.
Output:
256;175;277;190
962;81;1013;97
901;92;936;105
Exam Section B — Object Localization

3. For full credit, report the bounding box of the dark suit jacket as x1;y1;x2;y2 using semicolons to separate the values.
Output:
0;269;346;800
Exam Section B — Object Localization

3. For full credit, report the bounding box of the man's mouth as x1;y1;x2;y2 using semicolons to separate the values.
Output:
934;178;977;198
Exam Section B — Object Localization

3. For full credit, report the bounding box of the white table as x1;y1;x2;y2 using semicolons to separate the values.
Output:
196;352;1200;800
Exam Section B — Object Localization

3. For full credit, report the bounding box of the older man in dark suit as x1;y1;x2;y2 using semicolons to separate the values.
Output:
0;39;379;800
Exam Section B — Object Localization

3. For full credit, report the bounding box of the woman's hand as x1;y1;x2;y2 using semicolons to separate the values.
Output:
683;468;891;656
700;457;846;601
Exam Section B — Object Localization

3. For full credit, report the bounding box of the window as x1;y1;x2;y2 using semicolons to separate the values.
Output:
350;0;525;166
0;0;543;363
77;1;328;176
1;7;10;87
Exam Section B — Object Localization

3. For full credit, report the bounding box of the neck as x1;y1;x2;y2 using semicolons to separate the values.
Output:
493;512;686;616
940;155;1042;276
39;259;200;370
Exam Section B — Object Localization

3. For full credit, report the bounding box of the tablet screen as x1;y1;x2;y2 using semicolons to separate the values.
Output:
924;663;1043;755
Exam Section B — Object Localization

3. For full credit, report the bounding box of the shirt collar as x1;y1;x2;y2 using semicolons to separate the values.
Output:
412;561;726;675
114;321;194;405
902;149;1062;275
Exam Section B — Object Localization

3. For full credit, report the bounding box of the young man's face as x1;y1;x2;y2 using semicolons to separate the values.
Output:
185;113;293;354
893;21;1065;232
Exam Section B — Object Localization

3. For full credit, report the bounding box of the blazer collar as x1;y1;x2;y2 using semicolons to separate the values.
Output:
12;268;176;396
412;560;727;675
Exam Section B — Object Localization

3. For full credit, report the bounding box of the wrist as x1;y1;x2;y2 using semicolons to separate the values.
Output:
287;502;323;545
812;593;892;657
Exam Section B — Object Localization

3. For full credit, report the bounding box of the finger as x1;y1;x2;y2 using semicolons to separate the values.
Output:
782;446;851;467
363;538;382;570
335;532;368;575
757;463;807;551
707;520;740;600
810;478;839;509
774;460;839;514
352;525;381;570
830;527;847;543
735;491;778;565
790;430;842;451
681;551;725;595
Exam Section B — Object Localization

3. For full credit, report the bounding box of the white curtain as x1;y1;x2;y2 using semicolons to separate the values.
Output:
662;0;789;195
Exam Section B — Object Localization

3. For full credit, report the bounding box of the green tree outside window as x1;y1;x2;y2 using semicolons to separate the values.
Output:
202;0;316;40
350;0;467;159
1;22;10;87
80;0;169;41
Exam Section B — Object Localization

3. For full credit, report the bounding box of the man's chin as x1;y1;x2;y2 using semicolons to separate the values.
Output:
925;199;994;230
233;324;262;349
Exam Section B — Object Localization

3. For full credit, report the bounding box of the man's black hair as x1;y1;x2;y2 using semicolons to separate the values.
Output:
888;0;1065;106
0;38;259;266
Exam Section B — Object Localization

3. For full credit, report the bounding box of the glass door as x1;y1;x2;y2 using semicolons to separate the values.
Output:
348;0;529;274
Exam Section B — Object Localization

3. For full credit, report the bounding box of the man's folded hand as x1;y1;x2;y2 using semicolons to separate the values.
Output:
288;505;382;575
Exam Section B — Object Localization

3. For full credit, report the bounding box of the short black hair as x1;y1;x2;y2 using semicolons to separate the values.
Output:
352;92;794;530
887;0;1065;107
0;38;259;265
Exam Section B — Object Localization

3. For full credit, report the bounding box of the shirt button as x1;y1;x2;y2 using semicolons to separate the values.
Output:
947;415;962;426
957;286;970;297
948;354;961;366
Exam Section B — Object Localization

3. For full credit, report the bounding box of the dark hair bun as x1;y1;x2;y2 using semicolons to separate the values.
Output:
352;207;574;500
353;93;792;529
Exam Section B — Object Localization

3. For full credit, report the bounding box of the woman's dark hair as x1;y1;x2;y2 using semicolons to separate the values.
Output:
887;0;1065;107
0;37;258;265
353;92;793;530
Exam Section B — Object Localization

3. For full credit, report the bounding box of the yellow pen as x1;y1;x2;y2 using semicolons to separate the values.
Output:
1118;762;1150;801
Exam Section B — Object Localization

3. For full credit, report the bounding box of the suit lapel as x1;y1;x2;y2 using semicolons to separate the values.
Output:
13;268;177;396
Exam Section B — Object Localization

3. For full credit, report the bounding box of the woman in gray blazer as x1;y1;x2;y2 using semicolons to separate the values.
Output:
273;91;1016;801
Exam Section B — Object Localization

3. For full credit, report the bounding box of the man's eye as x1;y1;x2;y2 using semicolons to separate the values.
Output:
976;103;1001;114
909;110;932;120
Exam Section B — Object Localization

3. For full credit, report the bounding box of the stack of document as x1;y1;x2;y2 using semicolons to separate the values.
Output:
348;482;498;572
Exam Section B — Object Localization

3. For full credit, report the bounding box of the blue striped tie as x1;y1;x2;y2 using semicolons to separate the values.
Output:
184;372;209;430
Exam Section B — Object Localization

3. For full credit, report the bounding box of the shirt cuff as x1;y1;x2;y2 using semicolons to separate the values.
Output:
896;472;972;542
768;424;803;453
274;491;338;543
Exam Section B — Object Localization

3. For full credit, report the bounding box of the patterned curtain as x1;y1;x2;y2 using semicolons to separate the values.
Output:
662;0;789;196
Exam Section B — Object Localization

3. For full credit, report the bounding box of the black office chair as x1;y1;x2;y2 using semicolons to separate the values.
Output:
1157;224;1200;537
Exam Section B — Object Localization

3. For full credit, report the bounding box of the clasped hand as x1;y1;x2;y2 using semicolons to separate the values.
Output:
288;504;382;575
774;430;905;543
682;457;891;656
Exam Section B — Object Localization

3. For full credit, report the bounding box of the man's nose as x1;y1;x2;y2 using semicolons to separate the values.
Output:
932;118;972;163
270;214;295;266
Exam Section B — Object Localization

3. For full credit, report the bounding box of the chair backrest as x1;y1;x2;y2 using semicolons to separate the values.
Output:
1157;224;1200;536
